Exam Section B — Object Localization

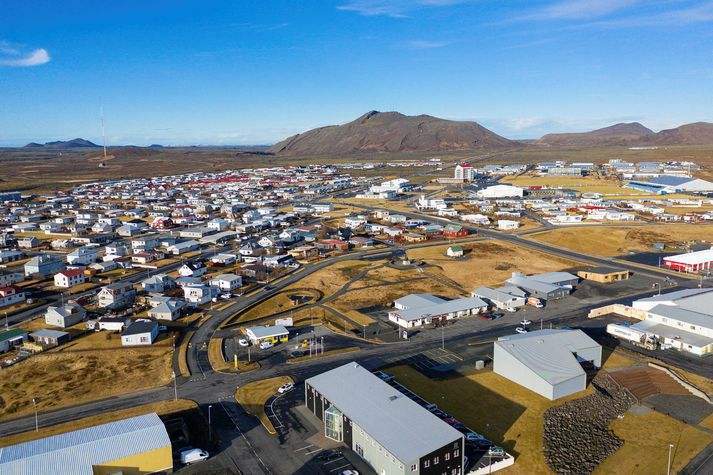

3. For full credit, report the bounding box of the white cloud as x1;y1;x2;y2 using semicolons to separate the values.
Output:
337;0;471;18
404;39;453;49
530;0;641;20
0;47;51;67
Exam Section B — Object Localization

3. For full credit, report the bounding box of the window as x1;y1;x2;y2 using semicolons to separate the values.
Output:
411;464;417;472
424;460;430;468
434;456;439;464
140;336;149;343
445;453;450;461
356;444;364;457
454;449;459;457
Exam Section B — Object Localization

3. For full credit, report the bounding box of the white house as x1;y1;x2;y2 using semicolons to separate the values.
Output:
183;285;219;305
178;262;207;278
45;303;86;328
67;247;98;266
209;274;243;291
53;269;87;288
121;321;159;346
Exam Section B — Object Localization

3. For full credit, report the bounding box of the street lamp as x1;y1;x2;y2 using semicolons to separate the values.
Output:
32;398;38;432
653;282;661;295
667;444;675;475
208;405;213;440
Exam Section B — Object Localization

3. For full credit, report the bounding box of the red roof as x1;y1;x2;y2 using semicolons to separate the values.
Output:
59;269;84;278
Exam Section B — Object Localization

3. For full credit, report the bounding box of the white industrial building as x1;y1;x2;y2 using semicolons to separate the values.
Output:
494;329;602;400
389;294;488;328
476;185;524;199
663;248;713;273
471;286;527;310
608;288;713;356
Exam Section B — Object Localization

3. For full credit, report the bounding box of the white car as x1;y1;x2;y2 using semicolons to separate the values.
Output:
505;307;517;313
259;340;274;349
238;338;249;347
520;319;532;326
278;382;294;394
180;448;209;465
515;327;528;334
340;471;359;475
220;293;231;299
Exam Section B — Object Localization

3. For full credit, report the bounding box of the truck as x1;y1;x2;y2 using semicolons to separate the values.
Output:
527;297;544;308
606;323;657;350
180;448;209;465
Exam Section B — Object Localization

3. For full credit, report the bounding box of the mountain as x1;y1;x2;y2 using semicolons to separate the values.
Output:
24;138;100;149
644;122;713;145
270;111;515;155
537;122;655;146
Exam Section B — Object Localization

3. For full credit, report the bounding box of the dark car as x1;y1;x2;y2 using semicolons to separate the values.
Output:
479;313;495;320
490;312;504;319
469;438;495;449
432;409;449;418
319;449;342;461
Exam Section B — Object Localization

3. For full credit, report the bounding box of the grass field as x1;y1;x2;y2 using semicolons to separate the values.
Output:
501;174;639;195
235;376;293;435
0;332;174;420
529;224;713;257
232;288;321;324
0;399;198;447
387;347;708;475
406;241;581;290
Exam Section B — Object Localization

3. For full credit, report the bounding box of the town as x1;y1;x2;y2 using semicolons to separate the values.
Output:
1;154;713;475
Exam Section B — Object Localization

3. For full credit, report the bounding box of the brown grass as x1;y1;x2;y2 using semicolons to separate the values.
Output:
530;224;713;257
236;376;293;434
207;337;258;373
288;346;360;363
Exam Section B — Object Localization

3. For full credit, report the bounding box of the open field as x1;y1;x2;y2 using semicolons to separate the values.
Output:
387;347;707;475
596;410;713;474
501;174;640;195
0;332;174;420
0;399;197;447
406;241;581;290
231;288;322;324
235;376;293;435
529;224;713;257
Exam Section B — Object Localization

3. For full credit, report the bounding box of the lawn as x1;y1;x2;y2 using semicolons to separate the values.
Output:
230;288;321;325
406;241;581;290
235;376;294;435
0;333;174;420
0;399;197;447
529;224;713;257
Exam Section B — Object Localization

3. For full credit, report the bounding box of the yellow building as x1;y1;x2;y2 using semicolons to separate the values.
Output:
577;267;630;283
0;413;172;475
245;324;289;344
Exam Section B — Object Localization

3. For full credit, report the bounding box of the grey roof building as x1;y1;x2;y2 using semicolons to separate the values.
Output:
494;329;601;400
306;362;464;475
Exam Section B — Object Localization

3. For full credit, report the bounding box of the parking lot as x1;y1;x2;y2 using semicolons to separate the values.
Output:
380;347;463;372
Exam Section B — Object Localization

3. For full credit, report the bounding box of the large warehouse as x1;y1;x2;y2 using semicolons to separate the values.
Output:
493;329;602;400
0;413;172;475
663;248;713;273
625;175;713;194
305;362;464;475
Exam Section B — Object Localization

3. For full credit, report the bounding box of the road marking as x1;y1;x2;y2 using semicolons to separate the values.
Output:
294;445;314;452
329;463;351;472
218;401;273;474
305;447;323;455
323;457;345;465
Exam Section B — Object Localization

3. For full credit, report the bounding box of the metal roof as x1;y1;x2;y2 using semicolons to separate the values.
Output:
0;328;27;343
495;329;600;385
29;329;69;339
306;362;462;464
246;325;289;339
647;175;692;187
394;297;487;322
122;321;157;336
664;249;713;266
0;413;170;475
393;294;445;310
506;275;561;294
647;304;713;331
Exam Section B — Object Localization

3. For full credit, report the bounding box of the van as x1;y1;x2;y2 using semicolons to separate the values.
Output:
259;340;274;350
180;448;209;465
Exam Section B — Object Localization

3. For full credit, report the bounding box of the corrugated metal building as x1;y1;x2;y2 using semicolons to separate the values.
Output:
0;413;172;475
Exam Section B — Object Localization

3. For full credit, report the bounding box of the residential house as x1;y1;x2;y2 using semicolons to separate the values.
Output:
45;303;86;328
0;328;28;353
0;250;24;264
179;262;207;278
148;299;186;321
97;282;136;310
53;269;88;288
97;316;131;332
67;247;98;266
25;254;65;277
183;285;219;305
121;321;159;346
209;274;243;291
141;273;175;293
0;286;26;308
443;224;468;238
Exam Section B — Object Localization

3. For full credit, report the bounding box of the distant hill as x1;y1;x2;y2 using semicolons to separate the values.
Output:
270;110;515;155
537;122;654;146
24;138;100;149
644;122;713;146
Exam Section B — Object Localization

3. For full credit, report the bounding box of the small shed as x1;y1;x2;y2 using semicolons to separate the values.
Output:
30;329;71;347
446;245;464;257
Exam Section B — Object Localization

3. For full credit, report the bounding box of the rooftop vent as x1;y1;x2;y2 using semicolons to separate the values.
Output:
389;395;399;402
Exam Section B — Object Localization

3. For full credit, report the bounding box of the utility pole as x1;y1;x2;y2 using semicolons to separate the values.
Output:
667;444;674;475
172;371;178;401
208;405;213;441
441;325;445;350
32;398;38;432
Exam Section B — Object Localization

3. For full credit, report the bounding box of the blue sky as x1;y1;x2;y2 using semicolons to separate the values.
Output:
2;0;713;146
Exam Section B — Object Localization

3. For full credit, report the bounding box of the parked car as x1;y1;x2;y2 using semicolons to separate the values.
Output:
515;327;528;334
491;312;504;318
488;446;505;457
452;422;466;431
432;409;448;418
464;431;484;442
238;338;250;347
220;293;231;299
520;319;532;326
318;449;342;461
340;471;359;475
180;448;209;465
259;340;274;349
375;372;394;383
479;313;495;321
470;438;494;449
534;301;544;308
278;382;294;394
424;403;438;412
443;417;459;426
